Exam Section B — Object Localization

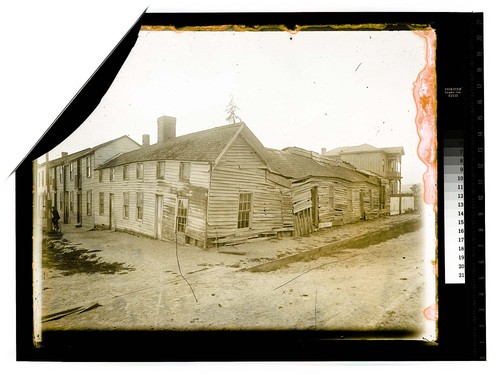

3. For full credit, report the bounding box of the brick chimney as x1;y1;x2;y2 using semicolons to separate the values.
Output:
142;134;150;147
61;152;68;157
157;116;176;143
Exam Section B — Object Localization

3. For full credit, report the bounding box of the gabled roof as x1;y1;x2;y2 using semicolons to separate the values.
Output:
98;123;261;169
266;148;375;184
43;135;140;167
327;143;405;156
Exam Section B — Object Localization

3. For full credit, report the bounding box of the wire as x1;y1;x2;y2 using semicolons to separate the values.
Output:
175;230;198;303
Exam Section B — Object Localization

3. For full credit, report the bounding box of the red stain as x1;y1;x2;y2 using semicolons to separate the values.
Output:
431;259;438;275
424;304;438;321
412;29;437;212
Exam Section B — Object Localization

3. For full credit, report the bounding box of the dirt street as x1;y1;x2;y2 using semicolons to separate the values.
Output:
40;214;433;339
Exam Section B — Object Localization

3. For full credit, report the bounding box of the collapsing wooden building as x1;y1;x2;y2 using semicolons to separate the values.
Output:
93;117;390;248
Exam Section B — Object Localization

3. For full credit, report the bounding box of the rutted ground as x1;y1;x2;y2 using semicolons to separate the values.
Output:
40;214;432;338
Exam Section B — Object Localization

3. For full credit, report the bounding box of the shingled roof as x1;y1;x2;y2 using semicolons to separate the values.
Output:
266;148;376;184
98;123;245;169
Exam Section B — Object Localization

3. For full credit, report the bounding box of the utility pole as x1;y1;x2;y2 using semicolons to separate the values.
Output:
45;153;52;231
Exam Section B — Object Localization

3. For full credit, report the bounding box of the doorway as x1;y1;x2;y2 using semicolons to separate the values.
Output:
155;195;164;240
109;193;115;230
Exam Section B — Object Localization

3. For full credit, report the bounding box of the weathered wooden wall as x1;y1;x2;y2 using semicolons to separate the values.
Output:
206;135;291;244
94;160;210;245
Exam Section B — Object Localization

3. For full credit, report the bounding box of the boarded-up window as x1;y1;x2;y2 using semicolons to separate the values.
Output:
179;162;190;182
157;161;165;179
176;198;188;233
86;156;92;178
238;193;252;228
123;165;129;180
123;192;129;219
110;168;115;182
86;190;92;215
136;163;144;180
136;192;144;220
329;185;335;211
347;188;353;212
99;192;104;215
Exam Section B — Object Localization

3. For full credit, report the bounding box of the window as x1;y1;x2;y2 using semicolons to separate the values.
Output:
179;162;190;182
157;161;165;179
328;185;335;211
69;191;74;212
237;193;252;228
99;192;104;215
176;198;188;233
123;192;130;219
123;165;129;180
70;162;74;180
136;192;144;220
86;156;92;178
59;167;63;183
136;163;144;180
347;188;353;212
99;170;103;183
110;168;115;182
60;194;63;210
86;190;92;215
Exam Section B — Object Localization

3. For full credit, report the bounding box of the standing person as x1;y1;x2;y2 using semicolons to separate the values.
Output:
51;206;60;232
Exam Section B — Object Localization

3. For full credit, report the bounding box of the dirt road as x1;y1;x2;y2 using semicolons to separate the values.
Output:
41;216;433;338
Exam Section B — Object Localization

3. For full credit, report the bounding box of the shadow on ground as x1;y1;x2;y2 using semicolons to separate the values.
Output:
43;233;135;276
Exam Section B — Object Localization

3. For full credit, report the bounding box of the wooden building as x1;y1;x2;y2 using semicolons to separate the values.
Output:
266;147;389;236
37;136;141;229
93;117;390;248
323;143;405;195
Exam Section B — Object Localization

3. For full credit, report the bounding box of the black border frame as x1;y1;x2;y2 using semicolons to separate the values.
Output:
16;12;485;361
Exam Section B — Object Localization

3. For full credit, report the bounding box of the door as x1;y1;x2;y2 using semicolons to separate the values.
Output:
155;195;164;240
76;192;82;226
311;187;319;227
64;191;69;223
109;193;115;230
359;190;365;219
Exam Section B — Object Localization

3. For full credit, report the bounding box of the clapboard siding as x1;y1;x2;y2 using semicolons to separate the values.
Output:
94;160;210;244
206;135;289;241
340;152;385;176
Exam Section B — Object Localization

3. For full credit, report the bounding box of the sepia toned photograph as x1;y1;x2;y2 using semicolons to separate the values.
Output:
32;24;438;342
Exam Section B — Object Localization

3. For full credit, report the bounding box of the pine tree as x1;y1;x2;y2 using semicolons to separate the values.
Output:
225;96;241;124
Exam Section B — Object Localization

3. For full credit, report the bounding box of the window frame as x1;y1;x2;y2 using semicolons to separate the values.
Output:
179;162;191;182
136;192;144;220
99;192;104;216
123;164;129;180
86;190;92;215
237;192;253;229
347;188;353;212
123;192;130;219
136;163;144;180
176;198;188;233
86;156;92;178
157;161;165;180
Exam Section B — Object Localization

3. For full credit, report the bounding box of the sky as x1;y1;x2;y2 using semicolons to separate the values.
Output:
47;28;427;184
